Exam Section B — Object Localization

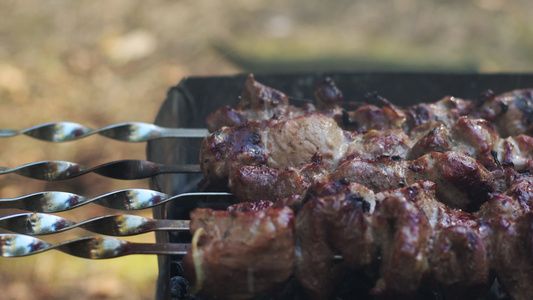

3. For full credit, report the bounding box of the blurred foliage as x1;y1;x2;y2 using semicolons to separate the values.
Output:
0;0;532;299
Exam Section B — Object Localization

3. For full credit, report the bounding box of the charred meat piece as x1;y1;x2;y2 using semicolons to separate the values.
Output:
200;121;267;181
183;203;295;300
505;171;533;213
205;74;291;132
314;77;343;111
201;113;349;182
407;121;453;160
430;225;490;299
371;195;431;297
330;156;408;192
490;213;533;300
472;89;533;137
406;95;473;129
407;116;533;171
346;100;408;133
294;180;376;300
376;180;479;230
344;128;410;162
225;150;495;211
228;165;314;203
332;151;495;211
498;134;533;171
408;151;495;212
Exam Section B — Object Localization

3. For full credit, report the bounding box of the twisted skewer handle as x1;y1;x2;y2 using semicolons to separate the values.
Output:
0;190;234;213
0;213;190;236
0;159;200;180
0;234;190;259
0;122;208;142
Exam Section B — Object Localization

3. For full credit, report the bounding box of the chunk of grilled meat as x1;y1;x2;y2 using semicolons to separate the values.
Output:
201;113;352;182
228;164;327;203
490;213;533;300
371;195;432;297
205;74;289;132
406;95;473;130
331;151;495;212
183;203;294;300
408;116;533;171
472;89;533;137
430;225;491;299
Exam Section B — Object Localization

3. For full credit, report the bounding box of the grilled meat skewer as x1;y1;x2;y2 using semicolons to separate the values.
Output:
202;112;533;189
205;75;533;139
183;175;533;300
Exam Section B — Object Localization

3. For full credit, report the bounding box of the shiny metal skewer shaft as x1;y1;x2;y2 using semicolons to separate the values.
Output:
0;213;190;236
0;234;190;259
0;122;209;142
0;159;201;181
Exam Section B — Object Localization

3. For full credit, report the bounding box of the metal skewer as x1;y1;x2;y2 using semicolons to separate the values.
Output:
0;122;209;142
0;213;190;236
0;190;235;213
0;234;190;259
0;159;201;180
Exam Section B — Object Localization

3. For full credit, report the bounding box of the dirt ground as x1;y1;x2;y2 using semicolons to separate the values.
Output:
0;0;532;299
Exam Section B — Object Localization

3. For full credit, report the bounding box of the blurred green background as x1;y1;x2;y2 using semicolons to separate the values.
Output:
0;0;532;299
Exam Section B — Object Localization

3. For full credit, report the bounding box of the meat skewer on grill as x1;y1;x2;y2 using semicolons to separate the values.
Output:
202;111;533;185
205;74;533;137
203;114;532;211
182;174;533;300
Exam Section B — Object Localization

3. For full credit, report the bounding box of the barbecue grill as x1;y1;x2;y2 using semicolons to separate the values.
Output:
2;72;533;299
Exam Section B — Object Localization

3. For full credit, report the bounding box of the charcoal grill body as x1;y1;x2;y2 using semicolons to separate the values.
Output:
147;72;533;300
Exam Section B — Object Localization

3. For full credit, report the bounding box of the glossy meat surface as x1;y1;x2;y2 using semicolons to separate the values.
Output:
183;204;295;300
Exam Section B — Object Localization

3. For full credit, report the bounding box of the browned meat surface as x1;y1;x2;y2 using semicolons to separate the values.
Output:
407;121;452;160
407;116;533;171
498;134;533;171
183;204;295;300
406;95;473;129
202;115;533;193
346;100;408;132
265;113;348;170
201;113;349;183
505;171;533;212
206;75;533;141
408;151;495;211
205;74;291;132
294;180;375;300
344;128;410;162
376;180;479;230
430;225;490;299
371;195;431;296
331;151;495;211
472;89;533;137
314;77;343;111
330;156;408;192
200;121;267;181
228;165;313;203
449;117;500;168
490;213;533;300
226;200;274;213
